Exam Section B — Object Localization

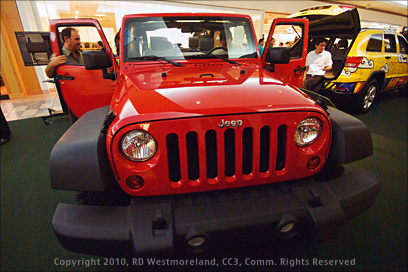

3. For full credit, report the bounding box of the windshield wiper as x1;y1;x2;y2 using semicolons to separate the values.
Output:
214;55;241;66
199;54;241;66
129;55;185;67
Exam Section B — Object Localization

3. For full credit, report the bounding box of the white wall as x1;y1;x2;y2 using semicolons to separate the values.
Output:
16;1;52;92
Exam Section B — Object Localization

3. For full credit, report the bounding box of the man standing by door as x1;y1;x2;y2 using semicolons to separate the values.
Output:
45;27;83;78
303;38;332;93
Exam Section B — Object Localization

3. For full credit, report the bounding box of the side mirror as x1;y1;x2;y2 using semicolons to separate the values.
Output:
83;50;112;69
265;47;291;64
83;50;116;80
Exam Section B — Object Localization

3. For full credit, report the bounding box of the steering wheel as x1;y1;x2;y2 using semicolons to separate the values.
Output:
205;46;228;56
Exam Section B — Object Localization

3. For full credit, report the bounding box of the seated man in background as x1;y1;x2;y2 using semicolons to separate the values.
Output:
302;37;332;93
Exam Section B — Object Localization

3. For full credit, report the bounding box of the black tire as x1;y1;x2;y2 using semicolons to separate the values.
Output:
355;79;379;114
75;183;131;206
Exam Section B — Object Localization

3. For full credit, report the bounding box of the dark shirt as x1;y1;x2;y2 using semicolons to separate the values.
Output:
61;46;84;65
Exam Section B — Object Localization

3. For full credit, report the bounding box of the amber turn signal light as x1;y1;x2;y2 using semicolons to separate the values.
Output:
307;156;321;170
126;175;145;190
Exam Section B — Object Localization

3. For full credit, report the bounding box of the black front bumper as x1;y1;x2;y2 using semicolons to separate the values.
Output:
52;168;380;257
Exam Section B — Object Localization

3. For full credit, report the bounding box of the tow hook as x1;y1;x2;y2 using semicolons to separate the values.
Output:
153;209;168;237
291;183;345;242
309;189;322;207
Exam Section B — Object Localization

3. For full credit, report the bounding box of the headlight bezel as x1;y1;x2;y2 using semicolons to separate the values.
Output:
120;130;157;162
294;117;322;147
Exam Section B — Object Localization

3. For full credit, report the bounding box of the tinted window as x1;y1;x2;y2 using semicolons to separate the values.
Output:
366;34;382;52
384;34;397;53
397;35;408;54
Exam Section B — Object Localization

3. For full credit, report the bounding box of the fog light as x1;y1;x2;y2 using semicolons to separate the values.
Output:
307;156;321;170
187;236;206;248
280;223;295;233
275;213;300;240
126;175;144;190
185;227;210;254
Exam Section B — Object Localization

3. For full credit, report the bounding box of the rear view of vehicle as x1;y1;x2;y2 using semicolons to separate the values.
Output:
289;5;408;113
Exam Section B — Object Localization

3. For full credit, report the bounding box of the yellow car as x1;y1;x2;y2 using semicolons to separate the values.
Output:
289;5;408;113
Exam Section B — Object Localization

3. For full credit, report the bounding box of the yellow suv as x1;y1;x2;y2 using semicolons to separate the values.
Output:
290;5;408;113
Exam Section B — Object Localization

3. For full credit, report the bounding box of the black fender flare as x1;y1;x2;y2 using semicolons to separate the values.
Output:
50;106;115;191
326;106;373;164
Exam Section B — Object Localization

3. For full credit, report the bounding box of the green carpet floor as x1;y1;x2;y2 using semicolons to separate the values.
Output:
1;91;407;271
1;115;76;271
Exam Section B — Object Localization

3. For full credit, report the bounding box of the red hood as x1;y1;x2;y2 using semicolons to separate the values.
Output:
112;63;322;125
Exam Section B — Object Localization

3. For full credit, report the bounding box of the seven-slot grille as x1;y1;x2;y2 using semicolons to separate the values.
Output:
166;124;287;183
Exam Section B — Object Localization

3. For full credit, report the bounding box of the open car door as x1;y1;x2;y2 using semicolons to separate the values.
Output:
262;18;309;88
49;19;118;118
288;6;361;81
288;5;360;37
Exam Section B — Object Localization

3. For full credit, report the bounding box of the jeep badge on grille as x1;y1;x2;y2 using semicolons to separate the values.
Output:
218;119;243;128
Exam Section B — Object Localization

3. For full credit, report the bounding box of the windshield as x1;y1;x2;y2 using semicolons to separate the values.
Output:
123;16;257;62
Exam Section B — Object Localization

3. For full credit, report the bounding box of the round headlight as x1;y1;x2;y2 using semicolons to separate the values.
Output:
294;117;322;146
120;130;157;161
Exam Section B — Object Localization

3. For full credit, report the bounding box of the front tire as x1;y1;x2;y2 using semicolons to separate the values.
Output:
355;79;379;114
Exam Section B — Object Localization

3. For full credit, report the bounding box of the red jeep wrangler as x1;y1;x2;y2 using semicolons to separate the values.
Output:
50;12;380;256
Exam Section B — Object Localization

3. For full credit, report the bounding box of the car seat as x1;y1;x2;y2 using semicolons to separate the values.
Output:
144;37;173;57
199;38;214;52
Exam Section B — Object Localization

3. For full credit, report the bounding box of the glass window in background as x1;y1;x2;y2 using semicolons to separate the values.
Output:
33;0;264;55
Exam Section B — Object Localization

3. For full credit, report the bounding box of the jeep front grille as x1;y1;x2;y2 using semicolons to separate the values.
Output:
112;111;330;196
166;125;287;183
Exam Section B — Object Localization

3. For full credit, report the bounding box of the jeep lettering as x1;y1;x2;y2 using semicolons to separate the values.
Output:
218;119;243;128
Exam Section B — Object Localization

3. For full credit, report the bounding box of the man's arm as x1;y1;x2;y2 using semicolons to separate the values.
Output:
45;55;67;78
302;66;309;89
323;65;332;71
323;52;333;71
